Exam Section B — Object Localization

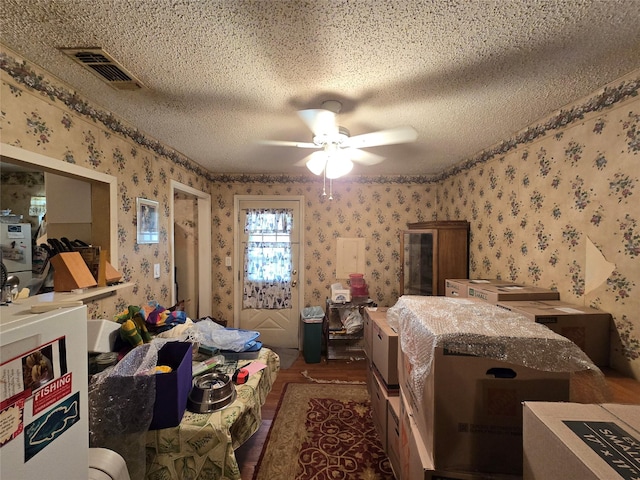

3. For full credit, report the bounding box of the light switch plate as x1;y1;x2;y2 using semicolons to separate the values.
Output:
153;263;160;278
225;256;232;267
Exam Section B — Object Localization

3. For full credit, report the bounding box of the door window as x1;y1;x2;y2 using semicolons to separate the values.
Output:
243;209;293;309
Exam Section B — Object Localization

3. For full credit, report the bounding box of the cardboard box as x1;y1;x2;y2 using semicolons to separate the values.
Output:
445;279;513;298
497;300;611;366
149;341;193;430
387;395;401;479
368;362;389;451
363;307;375;362
370;307;399;388
523;402;640;480
399;391;426;480
468;283;559;304
398;344;570;475
399;392;522;480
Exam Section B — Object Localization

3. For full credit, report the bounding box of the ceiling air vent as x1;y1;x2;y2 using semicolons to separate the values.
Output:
59;47;144;90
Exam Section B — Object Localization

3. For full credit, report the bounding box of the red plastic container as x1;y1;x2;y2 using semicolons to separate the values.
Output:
351;285;369;296
349;273;368;297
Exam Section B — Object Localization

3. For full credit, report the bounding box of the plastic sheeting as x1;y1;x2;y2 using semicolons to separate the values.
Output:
182;320;260;352
301;306;325;323
88;340;168;479
342;308;364;334
387;296;608;404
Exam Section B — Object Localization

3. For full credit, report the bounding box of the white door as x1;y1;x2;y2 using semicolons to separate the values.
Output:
235;197;303;349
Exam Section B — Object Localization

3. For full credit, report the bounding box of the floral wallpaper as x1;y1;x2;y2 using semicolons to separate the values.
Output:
1;45;639;379
0;171;44;232
436;80;640;379
1;47;210;320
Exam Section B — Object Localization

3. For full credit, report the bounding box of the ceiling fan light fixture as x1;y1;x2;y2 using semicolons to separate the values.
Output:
306;151;328;175
326;157;353;179
261;100;417;189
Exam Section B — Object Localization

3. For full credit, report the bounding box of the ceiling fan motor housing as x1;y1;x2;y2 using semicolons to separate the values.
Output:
313;126;350;147
321;100;342;113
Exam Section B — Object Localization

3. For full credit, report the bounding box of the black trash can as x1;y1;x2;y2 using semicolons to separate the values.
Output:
301;306;325;363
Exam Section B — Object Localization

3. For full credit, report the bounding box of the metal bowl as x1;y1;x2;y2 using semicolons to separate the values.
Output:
187;372;236;413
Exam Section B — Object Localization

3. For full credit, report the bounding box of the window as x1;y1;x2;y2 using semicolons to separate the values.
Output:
243;209;293;309
29;196;46;218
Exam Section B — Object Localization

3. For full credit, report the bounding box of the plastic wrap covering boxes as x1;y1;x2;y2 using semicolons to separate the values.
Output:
388;296;606;477
523;402;640;480
497;300;611;367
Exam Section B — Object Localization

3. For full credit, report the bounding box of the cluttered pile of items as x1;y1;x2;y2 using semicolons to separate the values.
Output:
85;300;268;477
88;300;265;436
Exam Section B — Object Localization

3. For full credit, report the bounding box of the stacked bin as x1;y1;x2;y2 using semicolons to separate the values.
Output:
349;273;368;299
301;306;325;363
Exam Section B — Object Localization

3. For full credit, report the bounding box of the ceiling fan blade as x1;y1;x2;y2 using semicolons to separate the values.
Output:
257;140;319;148
294;154;312;167
346;148;386;166
297;108;338;136
346;126;418;149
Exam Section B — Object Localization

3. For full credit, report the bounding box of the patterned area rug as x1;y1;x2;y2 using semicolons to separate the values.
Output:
254;383;394;480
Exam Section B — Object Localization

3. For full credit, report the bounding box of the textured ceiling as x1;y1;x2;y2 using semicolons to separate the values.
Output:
1;0;640;177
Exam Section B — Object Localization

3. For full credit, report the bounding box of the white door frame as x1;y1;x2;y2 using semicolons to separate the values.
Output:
170;180;212;318
233;195;305;340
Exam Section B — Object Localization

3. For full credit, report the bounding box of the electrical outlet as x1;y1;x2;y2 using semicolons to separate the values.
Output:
154;263;160;278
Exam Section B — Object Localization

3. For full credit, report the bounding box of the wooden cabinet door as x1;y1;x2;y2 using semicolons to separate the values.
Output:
400;229;436;295
400;221;469;296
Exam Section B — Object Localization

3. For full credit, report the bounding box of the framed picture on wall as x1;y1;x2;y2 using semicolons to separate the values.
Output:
137;198;159;244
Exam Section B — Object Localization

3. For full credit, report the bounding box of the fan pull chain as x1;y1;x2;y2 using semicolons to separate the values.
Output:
322;169;327;197
320;166;333;200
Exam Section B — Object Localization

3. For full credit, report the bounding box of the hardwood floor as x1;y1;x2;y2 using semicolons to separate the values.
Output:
235;352;640;479
601;367;640;404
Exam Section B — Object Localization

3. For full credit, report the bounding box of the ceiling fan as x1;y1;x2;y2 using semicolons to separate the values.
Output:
260;100;418;179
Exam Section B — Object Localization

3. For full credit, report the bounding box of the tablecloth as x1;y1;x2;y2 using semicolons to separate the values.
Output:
144;347;280;480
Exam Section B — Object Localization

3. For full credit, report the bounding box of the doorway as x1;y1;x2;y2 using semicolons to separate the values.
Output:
170;180;211;318
234;196;304;349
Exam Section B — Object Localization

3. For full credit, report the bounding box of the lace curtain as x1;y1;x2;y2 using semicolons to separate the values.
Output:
243;209;293;309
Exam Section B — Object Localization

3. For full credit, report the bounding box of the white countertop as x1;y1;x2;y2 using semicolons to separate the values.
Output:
0;283;133;327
